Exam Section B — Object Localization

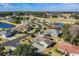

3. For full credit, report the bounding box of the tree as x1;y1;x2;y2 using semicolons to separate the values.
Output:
62;24;71;42
32;18;37;21
26;17;30;20
13;44;37;56
63;24;79;46
75;21;79;25
70;14;79;19
52;15;58;18
69;25;79;44
0;46;6;56
12;16;23;24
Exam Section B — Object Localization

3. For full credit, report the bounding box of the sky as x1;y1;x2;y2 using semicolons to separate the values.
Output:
0;3;79;12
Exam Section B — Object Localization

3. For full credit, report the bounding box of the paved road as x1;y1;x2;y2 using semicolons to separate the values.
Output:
34;22;43;33
1;34;29;47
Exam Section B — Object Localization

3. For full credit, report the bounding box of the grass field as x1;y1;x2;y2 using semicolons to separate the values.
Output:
25;15;79;24
50;18;79;24
0;36;8;44
0;20;18;26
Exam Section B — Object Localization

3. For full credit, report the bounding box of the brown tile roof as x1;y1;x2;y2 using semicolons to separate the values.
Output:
59;42;79;54
48;25;60;29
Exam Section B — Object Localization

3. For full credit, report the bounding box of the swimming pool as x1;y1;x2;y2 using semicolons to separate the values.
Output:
0;22;15;28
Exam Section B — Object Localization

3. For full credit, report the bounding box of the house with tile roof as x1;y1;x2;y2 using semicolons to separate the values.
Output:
48;23;64;30
58;42;79;56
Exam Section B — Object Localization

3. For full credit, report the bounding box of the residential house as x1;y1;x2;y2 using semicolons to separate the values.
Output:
61;14;71;19
21;20;29;25
58;42;79;56
16;24;29;32
44;29;61;37
45;13;52;18
0;29;17;38
6;18;14;22
32;35;54;52
48;23;64;30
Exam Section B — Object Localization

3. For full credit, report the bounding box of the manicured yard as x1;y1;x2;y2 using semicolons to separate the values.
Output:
20;36;33;45
50;18;79;24
20;39;32;45
43;43;63;56
2;46;15;53
15;34;26;38
0;36;8;44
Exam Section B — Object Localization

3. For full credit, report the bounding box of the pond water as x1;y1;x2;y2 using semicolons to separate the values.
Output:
0;22;15;28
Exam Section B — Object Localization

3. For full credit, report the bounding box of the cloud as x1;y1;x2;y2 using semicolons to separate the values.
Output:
0;3;79;11
59;3;79;11
0;3;12;8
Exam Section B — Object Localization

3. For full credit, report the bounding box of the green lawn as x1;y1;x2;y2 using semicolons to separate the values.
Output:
0;36;8;44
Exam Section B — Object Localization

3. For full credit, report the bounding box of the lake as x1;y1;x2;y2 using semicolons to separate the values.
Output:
0;22;15;28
